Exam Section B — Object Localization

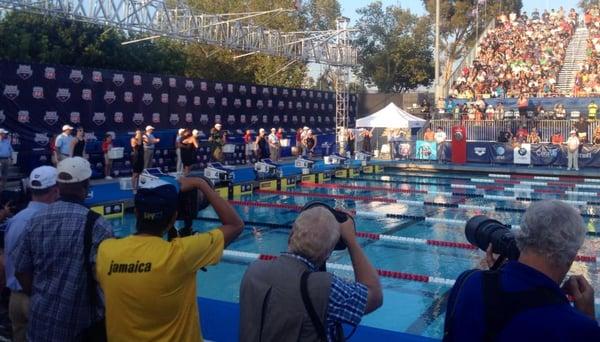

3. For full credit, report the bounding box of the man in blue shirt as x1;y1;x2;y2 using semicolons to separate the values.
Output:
54;125;74;162
11;157;113;341
0;128;13;190
444;200;600;341
4;166;59;342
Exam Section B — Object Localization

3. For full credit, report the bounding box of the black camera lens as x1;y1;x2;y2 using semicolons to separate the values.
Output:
465;215;520;260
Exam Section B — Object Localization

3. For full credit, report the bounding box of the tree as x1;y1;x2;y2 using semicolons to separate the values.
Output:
354;2;434;92
302;0;342;30
578;0;596;10
422;0;522;91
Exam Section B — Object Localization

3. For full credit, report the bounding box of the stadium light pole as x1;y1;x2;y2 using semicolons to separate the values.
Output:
434;0;440;102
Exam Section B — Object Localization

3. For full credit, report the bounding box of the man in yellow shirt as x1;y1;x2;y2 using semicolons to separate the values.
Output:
588;100;598;121
96;176;244;341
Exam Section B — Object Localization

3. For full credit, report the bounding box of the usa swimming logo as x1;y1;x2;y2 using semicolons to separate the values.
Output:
56;88;71;102
185;113;193;123
194;96;201;106
133;75;142;86
296;102;302;110
70;112;81;124
214;115;221;124
251;115;258;124
169;78;176;88
305;102;310;109
18;111;30;123
278;101;285;110
321;103;325;110
313;103;319;110
288;101;293;109
200;82;207;91
104;91;116;104
283;115;288;123
113;74;125;87
317;92;322;99
207;97;215;108
234;98;241;108
152;113;160;123
215;83;223;93
142;93;153;106
177;95;187;107
124;92;133;103
93;112;106;126
82;89;92;101
34;133;49;146
301;90;307;98
169;113;180;126
317;116;322;123
69;69;83;83
262;87;269;97
282;89;289;97
221;97;227;107
152;77;163;89
133;113;144;125
200;114;208;125
257;100;264;109
251;86;257;95
44;111;58;125
3;85;19;100
32;87;44;99
301;116;306;123
239;85;247;95
114;112;124;123
44;67;56;80
240;115;246;124
325;116;330;123
309;116;315;123
227;115;235;125
292;89;297;97
273;87;278;96
328;104;333;111
246;99;252;108
227;84;234;93
267;100;273;108
325;92;329;100
16;65;33;80
309;91;314;98
92;71;103;82
161;93;169;104
273;115;280;124
185;80;194;91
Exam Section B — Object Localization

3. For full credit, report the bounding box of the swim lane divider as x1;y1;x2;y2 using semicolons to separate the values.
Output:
227;200;598;263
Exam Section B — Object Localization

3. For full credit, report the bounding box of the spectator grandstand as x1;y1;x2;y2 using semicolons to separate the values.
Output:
574;5;600;96
450;8;577;99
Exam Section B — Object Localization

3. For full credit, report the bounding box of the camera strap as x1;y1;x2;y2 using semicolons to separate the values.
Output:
481;270;568;341
300;271;329;342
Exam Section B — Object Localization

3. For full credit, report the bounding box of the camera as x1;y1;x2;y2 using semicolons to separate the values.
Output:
465;215;520;261
301;201;355;250
176;175;214;236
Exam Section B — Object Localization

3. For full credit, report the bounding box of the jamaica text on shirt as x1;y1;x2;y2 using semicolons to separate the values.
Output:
107;260;152;275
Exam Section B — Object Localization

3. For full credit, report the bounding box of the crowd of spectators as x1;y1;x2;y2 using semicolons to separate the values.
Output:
574;6;600;96
450;8;577;99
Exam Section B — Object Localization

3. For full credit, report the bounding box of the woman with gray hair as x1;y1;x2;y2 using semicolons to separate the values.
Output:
444;200;600;341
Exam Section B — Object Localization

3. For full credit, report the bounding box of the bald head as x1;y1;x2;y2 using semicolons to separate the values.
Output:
288;207;341;266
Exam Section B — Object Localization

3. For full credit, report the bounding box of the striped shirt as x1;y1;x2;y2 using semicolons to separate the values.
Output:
11;198;113;341
283;253;368;341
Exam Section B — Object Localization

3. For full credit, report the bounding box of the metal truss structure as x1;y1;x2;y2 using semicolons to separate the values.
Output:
0;0;356;151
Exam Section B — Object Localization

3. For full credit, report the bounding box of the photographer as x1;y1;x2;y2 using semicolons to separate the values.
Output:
239;204;383;342
444;200;600;341
95;176;243;341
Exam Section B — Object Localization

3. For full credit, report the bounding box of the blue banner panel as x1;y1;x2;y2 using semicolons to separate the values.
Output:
530;143;561;166
489;143;513;164
466;141;492;163
416;141;437;160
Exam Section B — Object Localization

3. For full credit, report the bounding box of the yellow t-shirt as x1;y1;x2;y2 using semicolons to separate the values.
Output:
96;229;225;342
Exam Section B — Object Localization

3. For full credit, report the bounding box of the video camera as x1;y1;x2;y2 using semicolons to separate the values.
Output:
465;215;520;265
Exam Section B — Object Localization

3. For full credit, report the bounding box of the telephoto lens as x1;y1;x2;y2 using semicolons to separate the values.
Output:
465;215;520;260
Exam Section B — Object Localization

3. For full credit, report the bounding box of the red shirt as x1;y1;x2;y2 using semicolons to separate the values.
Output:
276;132;283;140
296;131;302;143
102;140;112;153
243;134;252;144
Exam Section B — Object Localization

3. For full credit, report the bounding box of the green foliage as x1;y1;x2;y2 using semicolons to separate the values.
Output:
0;0;342;87
354;2;434;92
421;0;522;86
579;0;597;10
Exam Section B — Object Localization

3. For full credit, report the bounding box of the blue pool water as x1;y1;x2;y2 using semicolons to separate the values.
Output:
108;170;600;340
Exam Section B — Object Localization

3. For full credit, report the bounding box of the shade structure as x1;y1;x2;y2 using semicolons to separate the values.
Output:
356;103;427;129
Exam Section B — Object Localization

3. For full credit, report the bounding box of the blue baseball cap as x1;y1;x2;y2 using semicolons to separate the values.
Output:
135;175;179;221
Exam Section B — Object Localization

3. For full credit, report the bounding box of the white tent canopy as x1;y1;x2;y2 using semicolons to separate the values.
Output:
356;102;426;129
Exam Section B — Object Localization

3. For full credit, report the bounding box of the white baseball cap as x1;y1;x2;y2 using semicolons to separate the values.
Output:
178;128;185;135
29;166;58;189
62;125;74;131
259;128;265;133
145;125;155;131
215;123;222;128
271;128;276;132
0;128;8;134
303;126;309;130
57;157;92;183
192;129;200;137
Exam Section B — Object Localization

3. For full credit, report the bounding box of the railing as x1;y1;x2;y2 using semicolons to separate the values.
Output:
443;19;496;97
417;120;600;142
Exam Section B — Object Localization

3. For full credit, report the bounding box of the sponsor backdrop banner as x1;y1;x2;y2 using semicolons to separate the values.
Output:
415;141;437;160
530;144;562;166
490;143;514;164
467;141;492;163
513;143;531;165
0;60;355;174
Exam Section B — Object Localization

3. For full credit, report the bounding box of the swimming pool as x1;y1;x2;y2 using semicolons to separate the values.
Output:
109;169;600;340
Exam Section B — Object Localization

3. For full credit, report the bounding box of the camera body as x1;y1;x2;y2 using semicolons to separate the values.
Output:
301;201;355;251
465;215;520;261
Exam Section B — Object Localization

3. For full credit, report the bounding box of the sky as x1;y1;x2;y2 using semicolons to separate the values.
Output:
339;0;583;24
